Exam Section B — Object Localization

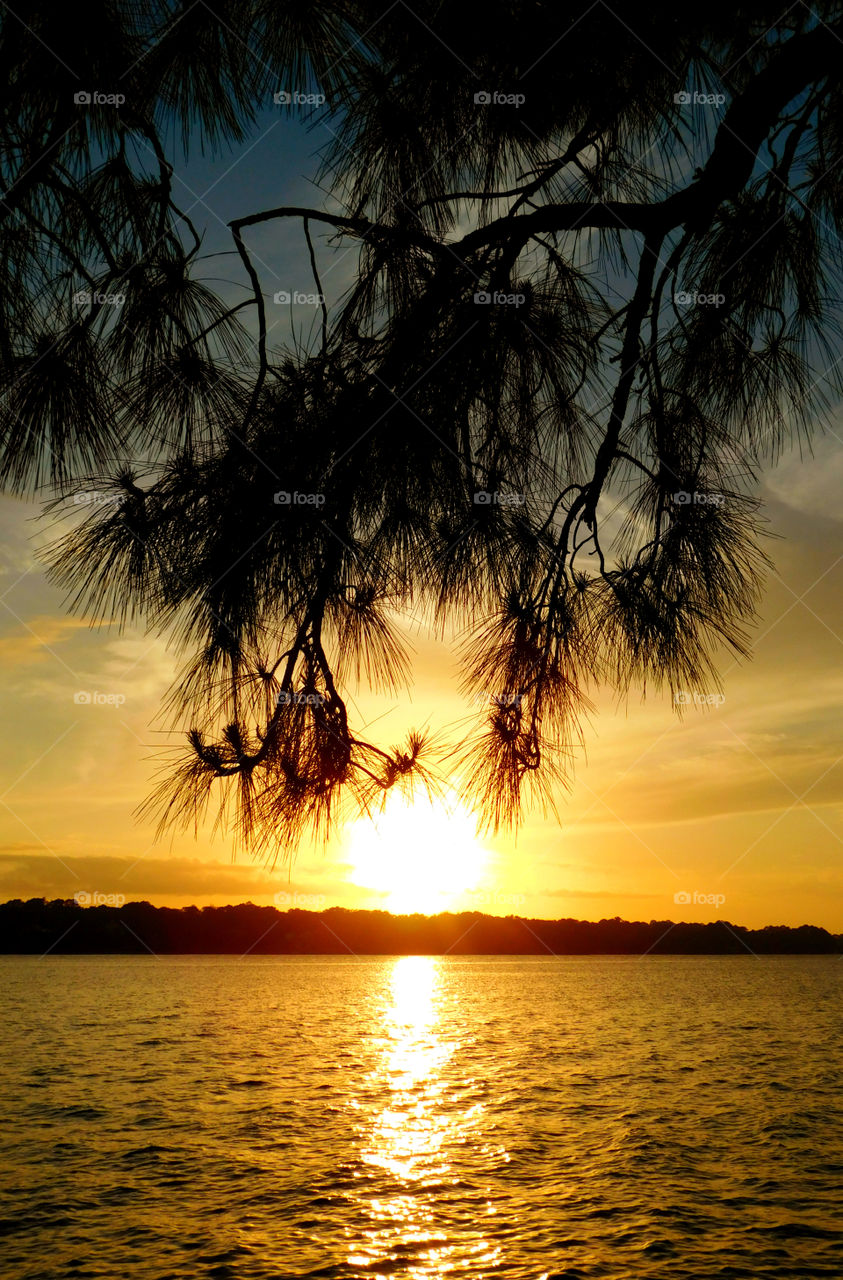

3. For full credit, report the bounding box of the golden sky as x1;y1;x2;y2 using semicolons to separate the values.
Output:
0;428;841;929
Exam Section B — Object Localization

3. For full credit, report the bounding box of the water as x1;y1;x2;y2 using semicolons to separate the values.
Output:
1;955;841;1279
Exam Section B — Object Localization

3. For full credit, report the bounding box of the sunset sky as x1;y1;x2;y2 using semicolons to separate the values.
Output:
1;113;841;930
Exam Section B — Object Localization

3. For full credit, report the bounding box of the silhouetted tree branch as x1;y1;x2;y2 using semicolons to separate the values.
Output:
0;2;840;857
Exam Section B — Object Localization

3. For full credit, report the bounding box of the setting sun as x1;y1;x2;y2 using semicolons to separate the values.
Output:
345;791;488;914
3;6;843;1280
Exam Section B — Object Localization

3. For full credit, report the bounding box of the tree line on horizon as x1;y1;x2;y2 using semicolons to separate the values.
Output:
0;898;839;954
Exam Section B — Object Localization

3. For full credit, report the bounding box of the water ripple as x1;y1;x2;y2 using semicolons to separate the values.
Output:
0;954;841;1279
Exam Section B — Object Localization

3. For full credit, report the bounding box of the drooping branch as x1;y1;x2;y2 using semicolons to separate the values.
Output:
581;229;665;529
21;4;843;853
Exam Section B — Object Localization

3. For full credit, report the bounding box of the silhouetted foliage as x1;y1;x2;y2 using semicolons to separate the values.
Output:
2;4;842;855
1;899;839;955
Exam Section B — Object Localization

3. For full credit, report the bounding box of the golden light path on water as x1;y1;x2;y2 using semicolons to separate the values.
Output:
346;957;518;1277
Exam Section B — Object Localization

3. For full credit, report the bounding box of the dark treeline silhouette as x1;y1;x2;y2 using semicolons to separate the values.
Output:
1;899;839;955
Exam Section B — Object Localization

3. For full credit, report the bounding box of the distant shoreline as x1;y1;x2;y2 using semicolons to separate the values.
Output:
1;900;840;955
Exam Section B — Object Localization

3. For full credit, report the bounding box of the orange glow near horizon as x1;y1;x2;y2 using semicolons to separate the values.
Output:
345;791;488;914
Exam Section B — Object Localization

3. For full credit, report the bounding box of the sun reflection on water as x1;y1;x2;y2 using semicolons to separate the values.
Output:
366;956;453;1182
348;956;504;1276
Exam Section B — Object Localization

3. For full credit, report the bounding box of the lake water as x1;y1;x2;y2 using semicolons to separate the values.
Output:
1;955;841;1279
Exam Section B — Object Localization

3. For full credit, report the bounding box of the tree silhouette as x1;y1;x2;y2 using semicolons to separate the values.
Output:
3;3;842;857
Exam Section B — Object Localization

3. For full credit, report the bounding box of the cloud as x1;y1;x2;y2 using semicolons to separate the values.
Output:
0;851;360;906
763;432;843;521
0;852;275;899
541;887;662;899
0;615;91;666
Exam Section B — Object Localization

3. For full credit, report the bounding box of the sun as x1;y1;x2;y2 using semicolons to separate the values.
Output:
345;789;487;914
